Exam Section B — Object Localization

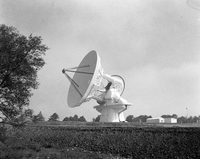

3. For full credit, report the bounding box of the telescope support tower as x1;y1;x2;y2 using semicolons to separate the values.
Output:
94;104;128;122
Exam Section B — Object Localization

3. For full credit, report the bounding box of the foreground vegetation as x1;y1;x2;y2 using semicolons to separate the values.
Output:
0;122;200;158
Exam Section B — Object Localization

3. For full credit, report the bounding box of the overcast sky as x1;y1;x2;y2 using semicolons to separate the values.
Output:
1;0;200;121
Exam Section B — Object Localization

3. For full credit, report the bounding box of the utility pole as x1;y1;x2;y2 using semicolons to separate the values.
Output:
186;108;188;123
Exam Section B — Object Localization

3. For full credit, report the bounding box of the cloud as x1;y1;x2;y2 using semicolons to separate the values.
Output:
187;0;200;10
2;0;199;69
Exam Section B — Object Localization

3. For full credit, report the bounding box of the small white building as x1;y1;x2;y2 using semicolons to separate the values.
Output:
164;118;177;123
146;117;164;123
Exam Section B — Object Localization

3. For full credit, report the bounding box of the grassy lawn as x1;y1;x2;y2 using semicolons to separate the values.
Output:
0;122;200;158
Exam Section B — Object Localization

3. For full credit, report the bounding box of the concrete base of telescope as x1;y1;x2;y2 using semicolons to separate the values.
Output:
94;104;131;122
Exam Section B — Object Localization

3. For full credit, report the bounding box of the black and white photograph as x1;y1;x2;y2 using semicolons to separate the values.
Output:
0;0;200;158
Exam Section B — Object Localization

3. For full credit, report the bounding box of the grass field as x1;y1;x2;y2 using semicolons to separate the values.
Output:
1;122;200;158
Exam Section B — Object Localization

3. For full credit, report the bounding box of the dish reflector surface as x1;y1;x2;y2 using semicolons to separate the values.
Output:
67;50;101;107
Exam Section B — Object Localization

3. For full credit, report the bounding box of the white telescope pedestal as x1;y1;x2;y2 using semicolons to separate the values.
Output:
94;104;128;122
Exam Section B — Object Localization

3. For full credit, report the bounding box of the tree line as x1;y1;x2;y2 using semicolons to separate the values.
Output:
1;108;199;124
12;110;87;123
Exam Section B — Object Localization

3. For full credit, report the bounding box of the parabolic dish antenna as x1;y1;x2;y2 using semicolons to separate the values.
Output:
62;50;131;122
63;50;102;107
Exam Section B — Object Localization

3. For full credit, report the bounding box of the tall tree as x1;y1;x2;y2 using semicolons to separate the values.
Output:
32;111;45;122
63;116;69;121
93;115;101;122
126;115;134;122
193;116;199;123
63;115;87;122
133;115;152;122
73;114;78;121
171;114;178;119
24;108;34;120
0;24;48;122
161;114;178;119
15;108;34;123
48;113;59;121
78;116;87;122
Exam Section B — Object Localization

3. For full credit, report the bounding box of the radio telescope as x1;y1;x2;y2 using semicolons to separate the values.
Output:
62;50;132;122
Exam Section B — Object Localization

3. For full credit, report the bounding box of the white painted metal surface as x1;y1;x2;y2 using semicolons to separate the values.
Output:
94;104;128;122
67;50;103;107
63;50;132;122
164;118;177;123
